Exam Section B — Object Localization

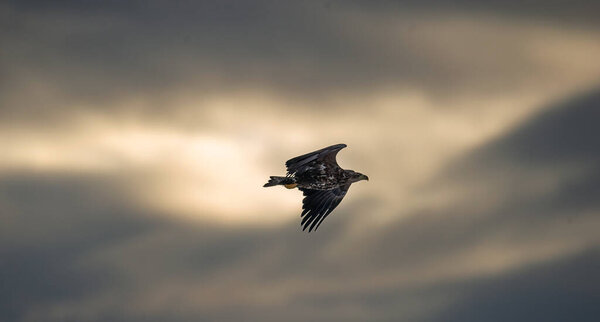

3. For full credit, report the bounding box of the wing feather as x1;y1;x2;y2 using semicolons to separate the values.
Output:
285;144;346;176
309;197;334;232
299;185;349;232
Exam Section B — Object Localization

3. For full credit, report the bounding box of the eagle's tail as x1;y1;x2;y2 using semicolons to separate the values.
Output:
263;176;296;188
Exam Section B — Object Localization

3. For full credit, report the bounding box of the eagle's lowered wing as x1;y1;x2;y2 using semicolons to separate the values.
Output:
285;143;346;176
299;185;349;232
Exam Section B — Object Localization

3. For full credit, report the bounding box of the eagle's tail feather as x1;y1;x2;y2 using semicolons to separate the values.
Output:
263;176;295;187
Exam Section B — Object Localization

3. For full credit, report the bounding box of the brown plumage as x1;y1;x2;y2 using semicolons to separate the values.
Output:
264;144;368;232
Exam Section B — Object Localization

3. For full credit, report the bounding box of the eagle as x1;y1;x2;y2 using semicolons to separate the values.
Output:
264;144;368;232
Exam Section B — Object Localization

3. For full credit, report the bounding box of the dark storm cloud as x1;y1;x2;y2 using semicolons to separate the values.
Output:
2;90;599;321
349;0;600;26
405;90;600;251
430;249;600;322
433;89;600;214
3;1;377;100
454;89;600;165
0;174;162;321
2;0;599;125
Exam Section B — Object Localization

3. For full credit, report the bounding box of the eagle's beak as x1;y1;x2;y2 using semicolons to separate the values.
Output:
361;174;369;181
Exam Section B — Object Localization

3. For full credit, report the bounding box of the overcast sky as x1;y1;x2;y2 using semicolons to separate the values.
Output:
1;1;599;321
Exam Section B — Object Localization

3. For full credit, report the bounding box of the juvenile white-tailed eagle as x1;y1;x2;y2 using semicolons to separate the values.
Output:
264;144;368;232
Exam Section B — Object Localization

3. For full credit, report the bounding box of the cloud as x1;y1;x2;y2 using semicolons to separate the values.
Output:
2;0;600;127
429;249;600;322
2;1;600;321
2;90;599;321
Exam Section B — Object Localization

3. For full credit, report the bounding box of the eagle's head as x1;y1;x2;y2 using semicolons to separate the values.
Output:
348;170;369;183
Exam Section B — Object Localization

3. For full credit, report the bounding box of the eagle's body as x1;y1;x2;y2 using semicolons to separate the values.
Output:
264;144;368;232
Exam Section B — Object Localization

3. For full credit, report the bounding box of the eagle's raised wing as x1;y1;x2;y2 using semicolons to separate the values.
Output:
285;143;346;176
299;185;349;232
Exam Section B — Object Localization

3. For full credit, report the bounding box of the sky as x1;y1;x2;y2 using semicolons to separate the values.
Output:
1;1;600;321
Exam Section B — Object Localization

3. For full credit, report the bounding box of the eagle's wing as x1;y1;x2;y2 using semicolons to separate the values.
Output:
299;185;349;232
285;143;346;176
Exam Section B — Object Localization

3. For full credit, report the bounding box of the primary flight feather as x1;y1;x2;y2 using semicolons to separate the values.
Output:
264;144;368;232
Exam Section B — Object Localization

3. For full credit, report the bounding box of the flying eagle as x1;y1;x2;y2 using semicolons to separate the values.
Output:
264;144;368;232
